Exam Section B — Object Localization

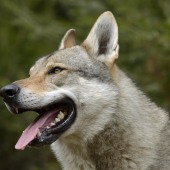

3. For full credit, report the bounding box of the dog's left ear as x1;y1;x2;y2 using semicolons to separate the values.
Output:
82;11;119;67
59;29;76;49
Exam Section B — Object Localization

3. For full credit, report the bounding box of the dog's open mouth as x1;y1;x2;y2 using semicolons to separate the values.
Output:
5;98;76;150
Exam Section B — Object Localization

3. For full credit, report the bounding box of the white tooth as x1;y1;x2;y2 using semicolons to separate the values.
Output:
55;118;60;123
50;122;55;126
37;131;41;137
58;111;64;119
46;126;50;129
15;107;18;114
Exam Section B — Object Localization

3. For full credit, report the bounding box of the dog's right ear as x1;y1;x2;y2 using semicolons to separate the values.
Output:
59;29;76;49
82;11;119;67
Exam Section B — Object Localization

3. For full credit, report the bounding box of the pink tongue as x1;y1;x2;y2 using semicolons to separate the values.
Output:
15;110;57;150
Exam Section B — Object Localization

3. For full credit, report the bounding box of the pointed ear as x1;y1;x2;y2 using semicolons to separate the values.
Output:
82;11;119;66
59;29;76;49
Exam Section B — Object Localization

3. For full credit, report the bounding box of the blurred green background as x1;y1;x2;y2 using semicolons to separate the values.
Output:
0;0;170;170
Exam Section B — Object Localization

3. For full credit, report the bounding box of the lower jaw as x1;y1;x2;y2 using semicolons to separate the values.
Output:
29;99;77;147
12;97;77;150
29;133;61;147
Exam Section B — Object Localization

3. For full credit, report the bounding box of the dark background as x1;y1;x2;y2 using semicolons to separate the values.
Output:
0;0;170;170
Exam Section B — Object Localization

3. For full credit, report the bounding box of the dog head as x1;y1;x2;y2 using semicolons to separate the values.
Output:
0;11;119;149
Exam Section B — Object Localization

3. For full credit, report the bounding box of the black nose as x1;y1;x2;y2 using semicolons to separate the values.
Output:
0;84;20;100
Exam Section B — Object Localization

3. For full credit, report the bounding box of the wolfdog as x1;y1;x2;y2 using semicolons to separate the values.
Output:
0;11;169;170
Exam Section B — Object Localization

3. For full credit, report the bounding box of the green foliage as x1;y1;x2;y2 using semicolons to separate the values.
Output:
0;0;169;169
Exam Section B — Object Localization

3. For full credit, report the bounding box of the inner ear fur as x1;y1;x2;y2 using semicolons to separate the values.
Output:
82;11;119;65
59;29;76;49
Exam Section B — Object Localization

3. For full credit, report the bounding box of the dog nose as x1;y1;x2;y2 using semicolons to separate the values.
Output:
0;84;20;99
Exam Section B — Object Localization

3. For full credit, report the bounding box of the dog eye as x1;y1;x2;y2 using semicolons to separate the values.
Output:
48;67;64;75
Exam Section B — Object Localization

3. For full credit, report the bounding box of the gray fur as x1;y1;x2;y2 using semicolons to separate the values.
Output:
51;12;169;170
2;11;169;170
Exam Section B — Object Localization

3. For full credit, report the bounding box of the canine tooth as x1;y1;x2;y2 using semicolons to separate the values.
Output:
46;126;50;129
58;111;64;119
50;122;55;126
15;107;18;114
55;118;60;123
37;131;42;137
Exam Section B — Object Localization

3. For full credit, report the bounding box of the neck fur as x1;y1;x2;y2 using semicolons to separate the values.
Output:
51;65;168;170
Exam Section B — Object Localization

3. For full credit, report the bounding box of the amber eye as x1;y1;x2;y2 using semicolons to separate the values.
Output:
48;67;64;75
